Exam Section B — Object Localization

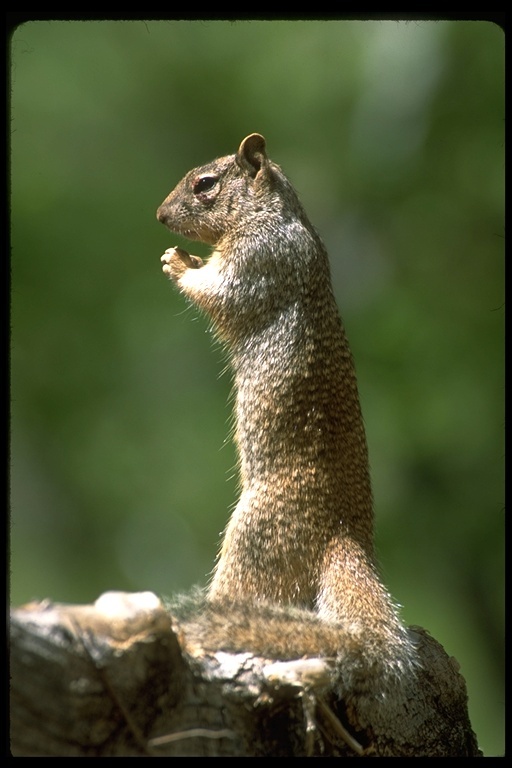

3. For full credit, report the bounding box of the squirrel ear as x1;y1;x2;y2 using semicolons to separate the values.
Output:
236;133;268;178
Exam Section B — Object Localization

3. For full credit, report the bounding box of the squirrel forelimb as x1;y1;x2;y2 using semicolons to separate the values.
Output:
161;246;203;280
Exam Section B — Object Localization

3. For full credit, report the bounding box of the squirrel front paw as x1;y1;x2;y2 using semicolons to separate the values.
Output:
161;247;203;281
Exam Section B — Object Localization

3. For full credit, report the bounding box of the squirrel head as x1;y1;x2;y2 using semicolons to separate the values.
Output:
156;133;293;246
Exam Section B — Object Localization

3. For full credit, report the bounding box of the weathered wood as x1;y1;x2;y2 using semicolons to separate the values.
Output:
9;591;481;757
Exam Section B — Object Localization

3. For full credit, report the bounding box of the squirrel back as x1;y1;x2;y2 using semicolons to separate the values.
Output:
157;134;417;704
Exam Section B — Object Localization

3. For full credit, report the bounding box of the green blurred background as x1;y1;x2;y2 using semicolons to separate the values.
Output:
10;20;504;754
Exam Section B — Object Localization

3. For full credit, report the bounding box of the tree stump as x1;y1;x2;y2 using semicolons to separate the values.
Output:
9;591;481;757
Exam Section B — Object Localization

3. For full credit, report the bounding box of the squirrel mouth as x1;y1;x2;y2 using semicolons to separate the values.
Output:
177;225;218;246
178;227;200;240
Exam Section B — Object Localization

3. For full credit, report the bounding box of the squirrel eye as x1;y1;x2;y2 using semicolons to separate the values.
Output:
193;175;217;194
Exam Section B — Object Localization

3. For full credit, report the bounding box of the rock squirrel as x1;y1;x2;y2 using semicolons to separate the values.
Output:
156;134;418;711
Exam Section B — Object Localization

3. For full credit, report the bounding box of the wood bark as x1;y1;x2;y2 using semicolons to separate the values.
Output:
9;591;481;757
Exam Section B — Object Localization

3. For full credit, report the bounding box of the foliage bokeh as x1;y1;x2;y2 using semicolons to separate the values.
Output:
10;20;504;754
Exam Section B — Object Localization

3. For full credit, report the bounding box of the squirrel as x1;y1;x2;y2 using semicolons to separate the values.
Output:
156;134;418;716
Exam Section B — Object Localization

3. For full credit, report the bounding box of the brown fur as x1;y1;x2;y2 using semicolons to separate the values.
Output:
157;134;417;703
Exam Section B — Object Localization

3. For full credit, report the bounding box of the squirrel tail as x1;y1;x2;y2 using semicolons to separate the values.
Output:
166;589;419;701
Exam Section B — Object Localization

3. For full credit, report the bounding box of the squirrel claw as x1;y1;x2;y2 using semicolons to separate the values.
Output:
161;247;203;271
